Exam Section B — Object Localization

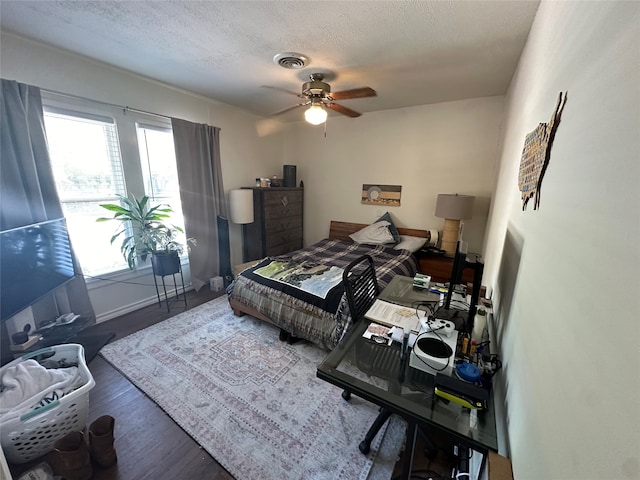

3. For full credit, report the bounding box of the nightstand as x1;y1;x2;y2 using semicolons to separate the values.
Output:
416;250;474;284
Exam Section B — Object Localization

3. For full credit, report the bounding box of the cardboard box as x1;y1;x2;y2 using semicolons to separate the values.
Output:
488;450;514;480
210;276;224;291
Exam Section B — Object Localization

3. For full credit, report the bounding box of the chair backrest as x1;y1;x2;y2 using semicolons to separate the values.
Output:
342;255;380;324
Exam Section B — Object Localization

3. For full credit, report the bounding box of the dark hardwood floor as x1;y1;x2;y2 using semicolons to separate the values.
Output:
8;287;453;480
8;287;233;480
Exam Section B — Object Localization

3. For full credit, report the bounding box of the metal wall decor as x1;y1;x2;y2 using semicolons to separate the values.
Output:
361;184;402;206
518;91;568;210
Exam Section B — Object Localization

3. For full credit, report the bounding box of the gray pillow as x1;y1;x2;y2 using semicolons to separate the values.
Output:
349;221;395;245
375;212;401;244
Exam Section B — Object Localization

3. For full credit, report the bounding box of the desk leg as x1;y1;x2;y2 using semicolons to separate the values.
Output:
401;420;417;480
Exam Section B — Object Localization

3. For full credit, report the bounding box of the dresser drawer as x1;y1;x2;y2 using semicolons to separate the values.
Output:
263;191;302;213
265;227;303;250
263;204;302;221
265;216;303;235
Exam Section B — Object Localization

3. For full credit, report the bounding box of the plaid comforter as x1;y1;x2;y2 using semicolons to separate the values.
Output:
229;239;417;349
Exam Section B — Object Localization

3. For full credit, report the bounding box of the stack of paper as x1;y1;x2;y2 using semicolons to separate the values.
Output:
364;299;424;333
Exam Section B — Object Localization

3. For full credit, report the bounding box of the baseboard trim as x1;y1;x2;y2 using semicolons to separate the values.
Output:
95;286;194;323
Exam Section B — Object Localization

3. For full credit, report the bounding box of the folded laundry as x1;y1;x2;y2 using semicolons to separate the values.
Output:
0;359;82;423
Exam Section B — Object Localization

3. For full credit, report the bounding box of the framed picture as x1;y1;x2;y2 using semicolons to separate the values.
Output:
361;184;402;206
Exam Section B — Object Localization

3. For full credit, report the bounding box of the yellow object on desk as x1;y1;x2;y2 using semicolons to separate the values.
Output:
461;336;469;355
434;386;485;410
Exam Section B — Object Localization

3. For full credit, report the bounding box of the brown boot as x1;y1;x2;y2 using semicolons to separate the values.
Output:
88;415;117;468
49;431;93;480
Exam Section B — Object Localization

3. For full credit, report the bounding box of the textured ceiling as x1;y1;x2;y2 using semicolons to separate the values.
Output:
0;0;540;121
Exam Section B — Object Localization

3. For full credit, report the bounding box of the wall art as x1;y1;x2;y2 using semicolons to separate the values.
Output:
361;184;402;206
518;91;568;210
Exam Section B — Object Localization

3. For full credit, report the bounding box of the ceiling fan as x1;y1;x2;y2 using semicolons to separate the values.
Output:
271;73;377;125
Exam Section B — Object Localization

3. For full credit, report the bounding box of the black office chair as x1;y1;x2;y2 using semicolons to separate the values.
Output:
341;255;394;455
343;254;380;328
342;255;437;458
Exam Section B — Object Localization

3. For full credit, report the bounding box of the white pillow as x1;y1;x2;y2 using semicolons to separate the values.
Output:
393;235;427;253
349;221;395;245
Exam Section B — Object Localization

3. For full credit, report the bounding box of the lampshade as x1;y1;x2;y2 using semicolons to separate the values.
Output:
304;104;327;125
229;189;254;224
435;194;475;220
434;194;475;257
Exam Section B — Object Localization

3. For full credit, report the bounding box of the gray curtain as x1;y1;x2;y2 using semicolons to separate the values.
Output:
171;118;226;291
0;79;96;323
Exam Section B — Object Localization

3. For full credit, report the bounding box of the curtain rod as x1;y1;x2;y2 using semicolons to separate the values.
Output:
41;87;170;120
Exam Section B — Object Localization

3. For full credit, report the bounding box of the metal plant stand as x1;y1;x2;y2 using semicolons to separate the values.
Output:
153;264;187;312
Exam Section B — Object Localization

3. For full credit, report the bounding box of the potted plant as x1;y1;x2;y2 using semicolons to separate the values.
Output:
96;194;194;276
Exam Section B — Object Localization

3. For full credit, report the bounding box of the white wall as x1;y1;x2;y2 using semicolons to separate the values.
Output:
6;10;639;476
482;2;640;479
0;32;285;321
282;96;505;254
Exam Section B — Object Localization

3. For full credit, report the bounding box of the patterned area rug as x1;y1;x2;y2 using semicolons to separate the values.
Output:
100;296;405;480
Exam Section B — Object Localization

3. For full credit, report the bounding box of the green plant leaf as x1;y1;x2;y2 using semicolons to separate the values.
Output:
99;204;129;214
97;193;192;269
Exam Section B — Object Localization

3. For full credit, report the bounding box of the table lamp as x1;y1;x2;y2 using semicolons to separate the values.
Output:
435;194;474;256
229;189;255;262
229;189;254;225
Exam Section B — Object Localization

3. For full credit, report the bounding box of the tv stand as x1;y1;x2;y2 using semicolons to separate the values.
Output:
11;317;89;358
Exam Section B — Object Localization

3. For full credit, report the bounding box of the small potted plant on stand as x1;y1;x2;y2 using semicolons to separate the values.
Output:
97;194;194;276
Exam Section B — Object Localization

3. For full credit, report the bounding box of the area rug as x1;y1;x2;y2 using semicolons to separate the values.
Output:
100;295;405;480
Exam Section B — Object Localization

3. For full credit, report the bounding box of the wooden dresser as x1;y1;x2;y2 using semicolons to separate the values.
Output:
242;187;303;261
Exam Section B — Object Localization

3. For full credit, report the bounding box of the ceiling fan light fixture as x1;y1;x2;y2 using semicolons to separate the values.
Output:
304;104;327;125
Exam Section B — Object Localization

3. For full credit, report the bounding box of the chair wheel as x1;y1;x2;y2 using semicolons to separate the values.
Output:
359;440;370;455
342;390;351;401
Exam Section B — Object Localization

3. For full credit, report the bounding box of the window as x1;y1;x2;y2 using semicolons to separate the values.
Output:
137;123;179;201
43;101;188;277
44;107;129;275
136;123;186;246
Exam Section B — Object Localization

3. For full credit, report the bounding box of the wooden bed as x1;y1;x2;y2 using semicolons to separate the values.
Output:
228;220;429;349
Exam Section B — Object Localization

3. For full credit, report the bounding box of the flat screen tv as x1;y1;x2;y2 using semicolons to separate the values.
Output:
0;218;76;321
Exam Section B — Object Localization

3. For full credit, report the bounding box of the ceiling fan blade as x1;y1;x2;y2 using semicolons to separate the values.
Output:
262;85;304;98
326;103;361;118
330;87;377;100
272;102;308;116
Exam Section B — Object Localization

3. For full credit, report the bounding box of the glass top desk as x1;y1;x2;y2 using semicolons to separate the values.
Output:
317;275;497;479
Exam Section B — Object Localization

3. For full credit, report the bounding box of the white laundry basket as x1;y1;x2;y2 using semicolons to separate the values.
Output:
0;344;95;464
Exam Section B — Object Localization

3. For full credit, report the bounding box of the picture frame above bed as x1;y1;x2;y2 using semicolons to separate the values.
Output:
361;184;402;206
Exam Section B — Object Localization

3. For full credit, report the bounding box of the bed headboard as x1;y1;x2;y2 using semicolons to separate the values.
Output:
329;220;430;242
